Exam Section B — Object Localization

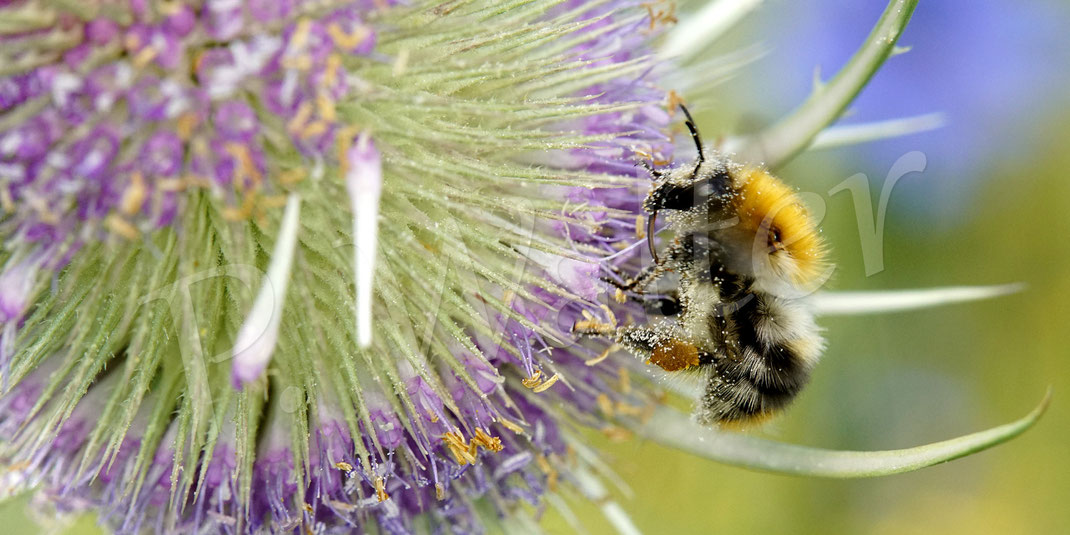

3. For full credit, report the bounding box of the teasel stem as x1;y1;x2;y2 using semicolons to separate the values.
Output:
730;0;918;167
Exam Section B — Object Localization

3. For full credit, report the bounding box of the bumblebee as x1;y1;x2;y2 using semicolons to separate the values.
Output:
577;107;829;426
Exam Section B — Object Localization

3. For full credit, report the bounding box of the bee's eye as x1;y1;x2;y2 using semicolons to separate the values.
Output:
645;170;730;213
768;226;784;251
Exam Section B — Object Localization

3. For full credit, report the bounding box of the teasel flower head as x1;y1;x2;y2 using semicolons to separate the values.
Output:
0;0;1048;533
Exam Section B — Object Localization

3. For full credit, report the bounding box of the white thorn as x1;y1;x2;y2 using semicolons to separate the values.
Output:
810;113;945;149
346;133;383;348
231;194;302;387
660;0;764;61
808;283;1025;316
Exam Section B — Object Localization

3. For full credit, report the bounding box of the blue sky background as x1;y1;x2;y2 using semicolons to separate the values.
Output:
729;0;1070;220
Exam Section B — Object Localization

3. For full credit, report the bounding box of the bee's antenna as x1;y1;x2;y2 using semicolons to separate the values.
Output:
647;210;660;264
679;104;704;167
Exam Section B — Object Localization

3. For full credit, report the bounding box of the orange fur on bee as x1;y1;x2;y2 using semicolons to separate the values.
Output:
731;167;828;285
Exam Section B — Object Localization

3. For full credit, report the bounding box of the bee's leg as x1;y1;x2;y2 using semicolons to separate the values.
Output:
615;323;703;372
611;324;658;360
605;238;692;293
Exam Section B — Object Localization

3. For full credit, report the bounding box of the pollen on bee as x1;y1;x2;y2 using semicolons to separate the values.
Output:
648;338;700;372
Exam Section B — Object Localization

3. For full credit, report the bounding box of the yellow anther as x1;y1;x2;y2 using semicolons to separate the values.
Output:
278;169;307;186
334;461;354;472
301;120;328;140
498;417;524;435
641;1;678;31
600;304;618;328
435;483;445;500
123;33;140;52
225;142;263;186
0;187;13;213
532;373;560;393
602;426;633;442
502;290;517;308
157;177;188;192
291;19;313;50
585;344;617;366
335;125;360;175
261;195;289;209
615;401;643;416
327;22;371;50
176;112;199;140
287;102;314;134
120;172;146;215
471;428;503;452
281;55;313;70
666;89;685;115
596;393;615;416
635;214;646;239
442;431;476;465
324;54;342;87
133;46;158;68
535;454;559;491
521;370;542;389
105;214;140;239
222;195;255;221
315;93;337;122
160;1;182;15
374;476;389;502
618;367;631;394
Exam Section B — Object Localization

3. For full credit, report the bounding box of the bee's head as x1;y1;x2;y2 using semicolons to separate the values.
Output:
717;167;828;293
641;132;734;263
641;105;828;295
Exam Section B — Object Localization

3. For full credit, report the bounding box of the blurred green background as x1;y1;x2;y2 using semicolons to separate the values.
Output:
4;1;1069;534
544;1;1070;533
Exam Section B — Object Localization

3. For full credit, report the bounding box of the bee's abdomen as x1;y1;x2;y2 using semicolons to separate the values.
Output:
698;292;823;425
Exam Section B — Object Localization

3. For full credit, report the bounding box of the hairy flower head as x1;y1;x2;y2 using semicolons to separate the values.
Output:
0;0;677;532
